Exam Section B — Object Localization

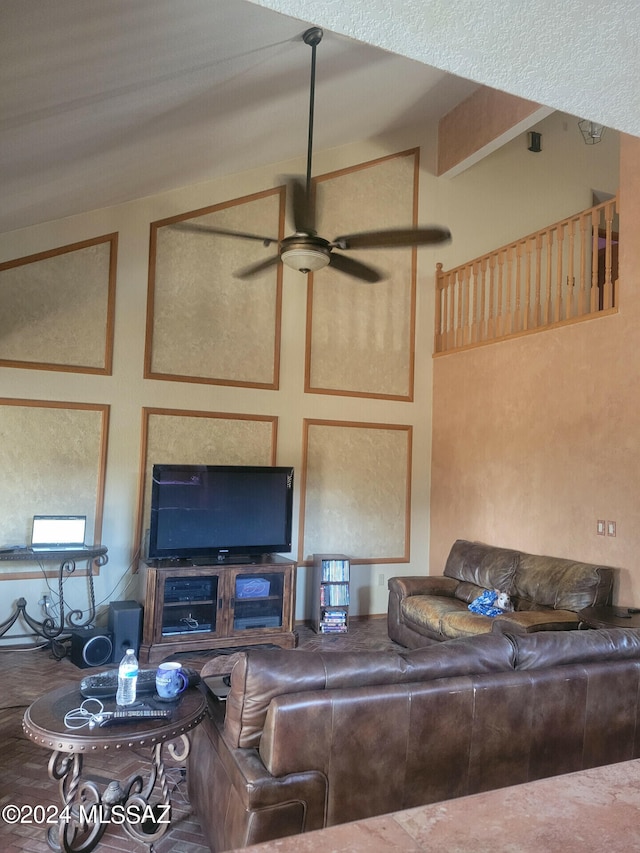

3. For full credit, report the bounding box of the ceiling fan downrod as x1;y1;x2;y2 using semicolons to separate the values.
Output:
303;27;323;203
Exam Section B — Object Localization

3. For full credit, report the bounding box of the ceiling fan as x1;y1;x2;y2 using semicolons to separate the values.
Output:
175;27;452;282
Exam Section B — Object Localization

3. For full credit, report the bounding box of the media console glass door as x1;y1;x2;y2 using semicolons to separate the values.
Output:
161;574;220;638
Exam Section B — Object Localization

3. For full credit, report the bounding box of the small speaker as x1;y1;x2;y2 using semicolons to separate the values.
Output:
108;600;143;663
69;626;113;669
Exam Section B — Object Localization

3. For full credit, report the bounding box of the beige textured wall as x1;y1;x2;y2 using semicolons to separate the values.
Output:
0;111;622;636
430;134;639;603
0;134;436;632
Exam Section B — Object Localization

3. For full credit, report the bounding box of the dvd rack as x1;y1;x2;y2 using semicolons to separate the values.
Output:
312;554;350;634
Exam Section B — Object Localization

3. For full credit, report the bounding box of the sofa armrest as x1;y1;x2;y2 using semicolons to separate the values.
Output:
187;702;328;852
492;609;581;635
388;575;459;599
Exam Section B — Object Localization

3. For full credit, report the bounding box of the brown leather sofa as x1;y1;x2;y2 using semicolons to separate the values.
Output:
388;539;615;646
187;627;640;852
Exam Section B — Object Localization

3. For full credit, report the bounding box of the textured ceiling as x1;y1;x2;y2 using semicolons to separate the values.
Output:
252;0;640;138
3;0;636;235
1;0;475;233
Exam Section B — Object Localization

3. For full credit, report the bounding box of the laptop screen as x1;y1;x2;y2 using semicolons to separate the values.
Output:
31;515;87;547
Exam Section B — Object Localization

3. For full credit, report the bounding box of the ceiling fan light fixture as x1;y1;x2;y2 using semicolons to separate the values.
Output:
281;246;331;273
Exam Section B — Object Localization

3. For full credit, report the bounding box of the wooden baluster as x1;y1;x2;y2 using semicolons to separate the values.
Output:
488;254;496;339
462;266;470;347
524;237;533;330
603;200;614;309
505;246;513;335
514;242;523;333
555;224;564;322
579;212;588;316
434;263;443;352
444;271;452;351
534;233;542;327
432;193;618;350
544;229;553;325
496;250;505;337
590;208;599;313
480;257;488;341
456;268;464;348
566;217;576;320
449;272;456;350
469;264;475;344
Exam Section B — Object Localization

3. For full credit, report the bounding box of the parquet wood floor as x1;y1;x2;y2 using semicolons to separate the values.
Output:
0;617;398;852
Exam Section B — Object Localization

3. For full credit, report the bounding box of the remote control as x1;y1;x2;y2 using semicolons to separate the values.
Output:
92;709;172;728
80;667;200;698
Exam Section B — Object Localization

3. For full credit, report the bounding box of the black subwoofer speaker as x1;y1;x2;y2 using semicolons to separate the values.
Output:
69;626;113;669
108;600;143;663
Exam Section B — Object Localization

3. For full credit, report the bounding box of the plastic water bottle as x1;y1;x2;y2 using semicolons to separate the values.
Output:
116;648;138;706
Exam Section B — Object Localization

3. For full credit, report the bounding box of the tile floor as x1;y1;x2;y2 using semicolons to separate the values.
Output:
0;617;399;853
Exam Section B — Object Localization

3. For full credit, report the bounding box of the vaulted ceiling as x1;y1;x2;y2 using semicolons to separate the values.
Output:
3;0;637;234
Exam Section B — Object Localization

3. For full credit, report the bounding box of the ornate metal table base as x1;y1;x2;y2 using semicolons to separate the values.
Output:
23;683;206;853
47;735;190;853
0;547;108;653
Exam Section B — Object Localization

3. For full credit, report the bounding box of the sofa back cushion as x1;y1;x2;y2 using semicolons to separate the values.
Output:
443;540;614;613
223;633;516;748
508;627;640;669
260;659;640;825
513;554;614;610
444;539;519;592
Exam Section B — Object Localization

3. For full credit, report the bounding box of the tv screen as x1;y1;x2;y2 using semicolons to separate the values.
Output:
148;464;294;562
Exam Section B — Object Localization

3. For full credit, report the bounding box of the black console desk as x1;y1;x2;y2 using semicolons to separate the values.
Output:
0;546;108;651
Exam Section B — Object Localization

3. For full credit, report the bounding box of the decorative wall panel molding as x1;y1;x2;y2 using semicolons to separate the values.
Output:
0;234;117;374
0;398;109;580
146;188;285;388
136;407;278;561
298;418;412;565
305;150;419;400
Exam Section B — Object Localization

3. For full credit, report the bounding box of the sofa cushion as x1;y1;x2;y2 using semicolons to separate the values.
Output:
454;581;488;604
491;609;581;634
444;539;519;592
508;627;640;669
440;610;496;639
401;595;468;635
223;634;517;748
513;554;614;610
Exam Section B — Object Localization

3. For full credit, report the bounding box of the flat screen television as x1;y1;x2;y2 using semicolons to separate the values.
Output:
148;464;294;563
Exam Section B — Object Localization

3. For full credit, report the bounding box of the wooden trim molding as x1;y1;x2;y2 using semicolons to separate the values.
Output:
298;418;412;566
0;233;118;375
145;187;285;389
305;149;419;401
0;398;109;579
134;407;279;566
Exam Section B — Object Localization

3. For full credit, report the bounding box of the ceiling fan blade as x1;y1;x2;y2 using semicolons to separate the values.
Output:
171;221;278;246
285;175;316;235
332;227;452;250
328;251;383;283
234;255;281;280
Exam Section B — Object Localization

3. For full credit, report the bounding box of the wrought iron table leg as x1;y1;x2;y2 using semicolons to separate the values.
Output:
44;733;191;853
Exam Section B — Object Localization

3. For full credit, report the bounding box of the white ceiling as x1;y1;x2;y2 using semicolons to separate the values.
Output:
3;0;638;235
2;0;478;234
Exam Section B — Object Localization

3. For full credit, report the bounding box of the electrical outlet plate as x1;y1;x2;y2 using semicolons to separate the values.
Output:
607;521;617;537
597;520;606;535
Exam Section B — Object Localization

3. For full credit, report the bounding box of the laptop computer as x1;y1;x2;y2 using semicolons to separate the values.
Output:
31;515;88;551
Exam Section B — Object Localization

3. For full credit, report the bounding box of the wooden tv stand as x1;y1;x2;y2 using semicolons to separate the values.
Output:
139;555;297;663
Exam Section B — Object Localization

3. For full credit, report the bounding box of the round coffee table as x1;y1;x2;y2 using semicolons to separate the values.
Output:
579;605;640;629
23;681;206;852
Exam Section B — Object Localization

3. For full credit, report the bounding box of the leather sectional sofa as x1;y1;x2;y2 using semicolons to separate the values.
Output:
188;626;640;852
388;539;615;646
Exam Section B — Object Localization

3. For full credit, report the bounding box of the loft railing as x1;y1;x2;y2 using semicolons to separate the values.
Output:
434;196;619;354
